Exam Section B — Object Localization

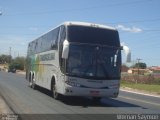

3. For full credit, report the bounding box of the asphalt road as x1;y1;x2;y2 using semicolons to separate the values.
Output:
0;71;160;120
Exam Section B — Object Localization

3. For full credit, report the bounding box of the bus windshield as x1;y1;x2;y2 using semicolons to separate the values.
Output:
67;25;120;46
66;44;121;80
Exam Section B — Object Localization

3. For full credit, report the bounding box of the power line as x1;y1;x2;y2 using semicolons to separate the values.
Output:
0;25;51;28
0;33;40;36
105;18;160;24
3;0;152;16
142;29;160;32
118;29;160;34
0;29;160;36
1;23;160;30
0;28;160;37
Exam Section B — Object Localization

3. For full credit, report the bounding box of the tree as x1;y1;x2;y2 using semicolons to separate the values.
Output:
132;62;147;69
10;57;26;70
0;54;12;64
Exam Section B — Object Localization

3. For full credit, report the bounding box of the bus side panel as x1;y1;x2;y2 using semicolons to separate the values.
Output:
33;51;61;91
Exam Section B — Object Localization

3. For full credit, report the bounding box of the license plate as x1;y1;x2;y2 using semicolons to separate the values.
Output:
90;91;100;96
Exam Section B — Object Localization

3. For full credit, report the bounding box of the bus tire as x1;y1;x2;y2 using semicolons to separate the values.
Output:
29;73;32;88
51;77;60;100
31;74;36;90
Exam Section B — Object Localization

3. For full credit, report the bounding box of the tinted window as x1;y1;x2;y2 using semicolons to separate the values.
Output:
66;44;121;80
41;27;59;52
68;25;120;47
28;27;60;55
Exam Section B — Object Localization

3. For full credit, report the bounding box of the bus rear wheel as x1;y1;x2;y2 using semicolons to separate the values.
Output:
31;74;36;90
29;73;32;88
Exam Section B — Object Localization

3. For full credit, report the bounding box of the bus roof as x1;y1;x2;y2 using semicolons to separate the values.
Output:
29;21;117;44
63;21;116;31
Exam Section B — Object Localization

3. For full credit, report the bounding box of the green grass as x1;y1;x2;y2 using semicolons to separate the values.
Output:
121;80;160;94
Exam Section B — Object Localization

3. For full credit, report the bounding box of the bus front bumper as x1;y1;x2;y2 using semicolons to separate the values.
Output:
63;85;119;98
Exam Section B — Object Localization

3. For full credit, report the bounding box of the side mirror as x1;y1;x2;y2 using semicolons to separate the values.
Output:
62;40;69;59
121;45;131;63
114;54;118;66
120;46;123;50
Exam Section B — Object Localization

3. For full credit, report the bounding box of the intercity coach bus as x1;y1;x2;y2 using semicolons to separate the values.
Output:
26;21;130;101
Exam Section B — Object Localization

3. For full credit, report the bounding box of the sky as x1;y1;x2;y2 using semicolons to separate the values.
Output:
0;0;160;66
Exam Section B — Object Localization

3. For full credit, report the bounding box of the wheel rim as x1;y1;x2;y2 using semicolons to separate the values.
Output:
29;81;32;87
32;75;36;89
53;85;58;99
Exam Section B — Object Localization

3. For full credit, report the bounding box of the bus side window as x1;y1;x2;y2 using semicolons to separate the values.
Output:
59;25;66;73
51;27;60;50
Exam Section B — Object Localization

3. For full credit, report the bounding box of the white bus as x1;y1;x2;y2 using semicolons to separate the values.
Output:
26;21;130;101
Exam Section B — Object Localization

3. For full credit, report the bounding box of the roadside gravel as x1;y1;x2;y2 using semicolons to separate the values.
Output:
0;95;13;114
120;87;160;97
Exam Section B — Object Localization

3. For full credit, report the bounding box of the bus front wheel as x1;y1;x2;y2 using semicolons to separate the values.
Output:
52;84;60;100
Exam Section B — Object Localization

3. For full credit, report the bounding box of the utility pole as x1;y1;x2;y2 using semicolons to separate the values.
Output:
9;47;12;63
136;58;142;84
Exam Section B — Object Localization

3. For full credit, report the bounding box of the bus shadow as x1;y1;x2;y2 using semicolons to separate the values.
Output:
60;96;145;108
33;86;146;109
34;85;53;97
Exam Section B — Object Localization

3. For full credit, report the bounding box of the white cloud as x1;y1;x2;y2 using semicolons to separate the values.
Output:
116;24;142;33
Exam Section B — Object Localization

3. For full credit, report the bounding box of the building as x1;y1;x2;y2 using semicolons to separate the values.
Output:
148;66;160;73
128;68;152;75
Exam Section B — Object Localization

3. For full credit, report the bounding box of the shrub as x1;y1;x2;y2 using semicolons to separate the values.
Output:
121;74;160;85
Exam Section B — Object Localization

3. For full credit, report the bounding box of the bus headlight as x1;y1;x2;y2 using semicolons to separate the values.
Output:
65;80;80;87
